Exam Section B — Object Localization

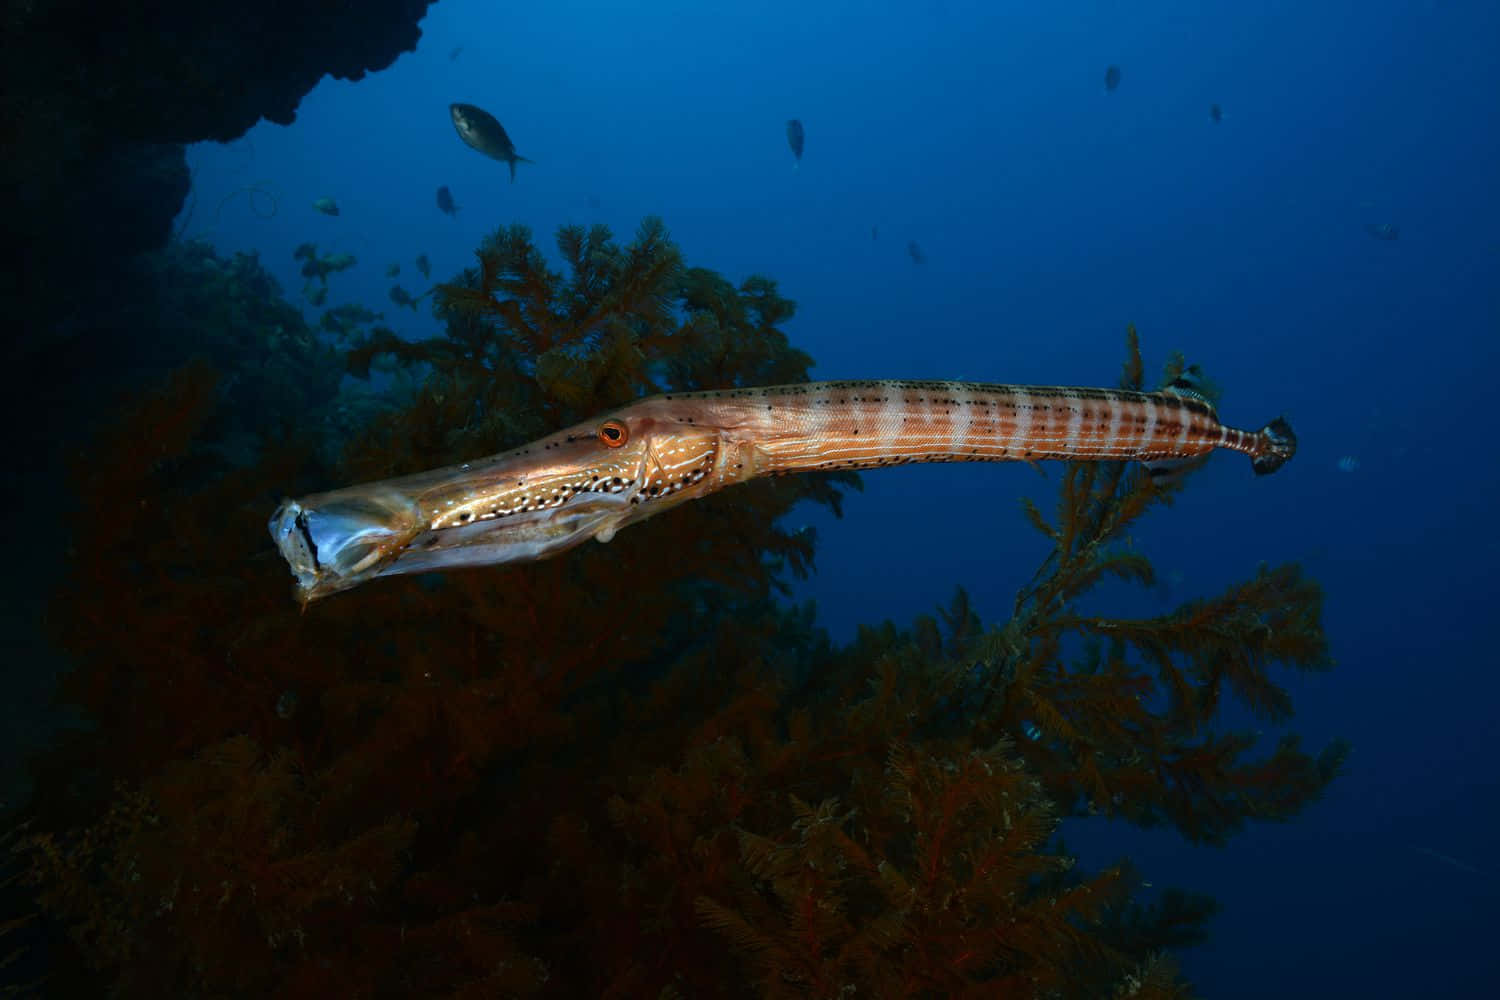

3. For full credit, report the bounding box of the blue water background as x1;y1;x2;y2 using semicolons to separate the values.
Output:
180;0;1500;992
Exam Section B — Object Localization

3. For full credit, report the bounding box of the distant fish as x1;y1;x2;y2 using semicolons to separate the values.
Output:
1155;568;1187;604
385;262;400;278
389;285;419;310
1336;455;1360;473
1411;845;1483;876
1365;222;1400;241
450;102;532;181
436;184;459;216
1210;103;1223;123
416;253;431;279
907;240;926;265
312;197;340;216
785;118;805;168
449;46;463;61
294;243;356;284
871;225;879;241
1104;65;1122;92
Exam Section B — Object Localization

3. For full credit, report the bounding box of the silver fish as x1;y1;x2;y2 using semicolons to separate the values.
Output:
449;102;532;182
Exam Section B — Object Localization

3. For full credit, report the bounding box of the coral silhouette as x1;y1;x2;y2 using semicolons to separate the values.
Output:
12;221;1344;997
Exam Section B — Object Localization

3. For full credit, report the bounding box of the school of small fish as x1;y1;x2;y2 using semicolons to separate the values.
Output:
291;56;1392;315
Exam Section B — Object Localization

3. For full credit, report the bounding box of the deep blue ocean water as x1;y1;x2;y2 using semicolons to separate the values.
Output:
180;1;1500;993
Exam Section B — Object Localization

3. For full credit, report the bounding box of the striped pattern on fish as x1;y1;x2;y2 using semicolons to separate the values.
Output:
661;380;1291;481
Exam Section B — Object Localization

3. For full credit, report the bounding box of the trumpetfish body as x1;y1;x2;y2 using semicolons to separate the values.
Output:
270;379;1295;603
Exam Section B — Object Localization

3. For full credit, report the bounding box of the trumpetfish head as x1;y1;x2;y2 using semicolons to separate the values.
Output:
269;406;728;603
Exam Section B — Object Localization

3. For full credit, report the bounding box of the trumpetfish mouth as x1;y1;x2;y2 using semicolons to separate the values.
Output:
268;487;637;604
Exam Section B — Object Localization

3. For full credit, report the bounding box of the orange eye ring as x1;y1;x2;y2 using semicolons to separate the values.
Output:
598;420;628;448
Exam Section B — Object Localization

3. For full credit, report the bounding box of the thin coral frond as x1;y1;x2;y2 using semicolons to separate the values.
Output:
694;896;784;966
1120;324;1145;391
1021;495;1060;544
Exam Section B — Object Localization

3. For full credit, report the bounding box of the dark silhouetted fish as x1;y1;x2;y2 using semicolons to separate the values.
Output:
312;196;339;216
415;253;431;279
871;225;879;241
1104;65;1122;92
390;285;419;310
907;240;925;265
1365;222;1400;241
450;103;532;181
1209;103;1223;123
385;262;400;278
436;184;459;216
786;118;805;168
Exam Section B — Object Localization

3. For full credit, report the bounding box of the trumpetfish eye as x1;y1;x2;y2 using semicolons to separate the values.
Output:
598;420;628;447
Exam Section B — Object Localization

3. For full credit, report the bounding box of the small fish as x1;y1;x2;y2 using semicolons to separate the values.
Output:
1336;455;1360;473
312;197;340;216
1020;719;1042;741
871;225;879;241
450;102;532;182
389;285;419;310
320;303;380;337
436;185;459;217
1365;222;1400;241
785;118;805;168
1104;65;1122;92
295;245;356;284
385;263;400;278
415;253;431;279
1411;845;1483;876
907;240;926;265
449;46;463;61
1210;103;1223;123
1156;568;1187;604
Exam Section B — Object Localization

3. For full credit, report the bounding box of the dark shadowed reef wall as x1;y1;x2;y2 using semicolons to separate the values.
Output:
0;0;436;819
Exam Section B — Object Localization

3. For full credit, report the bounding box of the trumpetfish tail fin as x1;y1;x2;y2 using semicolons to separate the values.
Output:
1252;417;1297;476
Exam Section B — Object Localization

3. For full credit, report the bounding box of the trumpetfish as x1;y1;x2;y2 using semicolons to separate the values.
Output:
269;378;1295;603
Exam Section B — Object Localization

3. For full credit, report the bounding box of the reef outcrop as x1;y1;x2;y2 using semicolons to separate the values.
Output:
2;0;435;384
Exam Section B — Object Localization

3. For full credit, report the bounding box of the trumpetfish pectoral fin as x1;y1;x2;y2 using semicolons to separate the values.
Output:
1144;370;1214;484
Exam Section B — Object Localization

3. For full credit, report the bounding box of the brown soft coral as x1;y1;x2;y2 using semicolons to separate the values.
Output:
15;223;1338;998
